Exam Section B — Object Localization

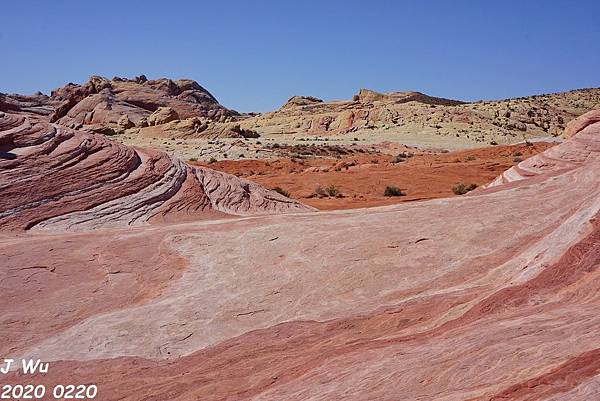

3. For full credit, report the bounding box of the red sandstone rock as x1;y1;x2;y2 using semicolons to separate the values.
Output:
3;100;600;399
0;110;312;231
47;75;234;129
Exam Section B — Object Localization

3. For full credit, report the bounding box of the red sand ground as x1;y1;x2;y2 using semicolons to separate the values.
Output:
194;142;553;210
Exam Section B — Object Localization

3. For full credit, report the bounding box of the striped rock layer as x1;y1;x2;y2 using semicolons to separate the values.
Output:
0;112;313;231
1;110;600;400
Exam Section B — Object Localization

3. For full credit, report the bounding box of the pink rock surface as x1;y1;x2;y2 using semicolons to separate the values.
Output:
2;109;600;400
0;111;312;231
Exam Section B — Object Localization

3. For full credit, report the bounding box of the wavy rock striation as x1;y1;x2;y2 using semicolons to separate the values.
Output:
2;110;600;400
0;111;313;231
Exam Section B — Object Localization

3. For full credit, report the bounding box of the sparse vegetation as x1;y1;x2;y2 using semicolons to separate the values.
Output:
272;186;290;198
325;184;340;197
513;156;523;163
208;157;217;164
188;157;198;162
392;152;413;163
384;186;406;197
452;183;478;195
466;155;476;161
312;184;341;198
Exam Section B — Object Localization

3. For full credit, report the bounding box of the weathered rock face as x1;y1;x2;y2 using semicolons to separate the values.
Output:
236;87;600;144
0;110;313;231
47;75;234;129
128;118;260;139
0;92;56;116
3;106;600;400
0;75;267;140
147;106;180;126
4;80;599;144
280;95;324;109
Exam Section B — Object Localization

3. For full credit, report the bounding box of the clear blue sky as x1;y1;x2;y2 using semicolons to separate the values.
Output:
1;0;599;112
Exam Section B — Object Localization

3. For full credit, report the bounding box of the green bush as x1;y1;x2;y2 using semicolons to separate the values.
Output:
384;186;406;197
312;184;342;198
325;184;340;197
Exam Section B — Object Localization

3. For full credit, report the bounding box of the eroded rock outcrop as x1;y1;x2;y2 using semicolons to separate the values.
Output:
0;110;312;231
147;106;180;126
280;95;324;109
236;88;600;144
47;75;234;130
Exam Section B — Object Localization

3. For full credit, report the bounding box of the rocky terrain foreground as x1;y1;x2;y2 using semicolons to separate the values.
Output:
2;73;600;401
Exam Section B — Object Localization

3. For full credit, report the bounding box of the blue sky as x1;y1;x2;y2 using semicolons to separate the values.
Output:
1;0;599;112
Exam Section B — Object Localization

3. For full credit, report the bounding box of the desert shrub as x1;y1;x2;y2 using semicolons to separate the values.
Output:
312;184;342;198
513;156;523;163
392;152;413;163
188;157;198;162
452;183;478;195
466;155;476;161
208;157;217;164
325;184;340;197
392;154;406;163
272;186;290;198
513;151;523;157
384;186;406;197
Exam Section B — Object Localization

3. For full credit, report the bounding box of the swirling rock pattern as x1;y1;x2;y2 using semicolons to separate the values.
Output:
0;111;313;231
2;108;600;400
